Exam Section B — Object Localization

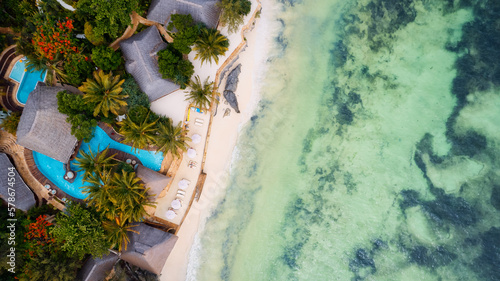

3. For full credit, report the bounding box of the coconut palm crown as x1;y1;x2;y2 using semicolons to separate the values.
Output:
193;28;229;65
185;75;218;111
79;70;128;118
155;119;190;158
74;147;117;181
118;112;158;150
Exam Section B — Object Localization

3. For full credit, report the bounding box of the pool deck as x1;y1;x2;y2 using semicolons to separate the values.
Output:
24;148;85;204
0;46;23;112
0;130;66;210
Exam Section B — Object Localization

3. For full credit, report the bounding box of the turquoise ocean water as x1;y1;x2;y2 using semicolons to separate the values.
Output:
189;0;500;280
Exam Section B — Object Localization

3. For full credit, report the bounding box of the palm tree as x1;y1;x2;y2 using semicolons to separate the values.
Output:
83;170;117;220
74;147;117;181
155;119;190;158
217;0;251;33
26;56;68;86
79;70;128;118
0;111;21;136
193;28;229;65
118;112;158;150
103;215;139;252
185;75;218;111
111;171;155;222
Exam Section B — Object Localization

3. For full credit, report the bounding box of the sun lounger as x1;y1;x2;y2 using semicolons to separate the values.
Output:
195;118;204;124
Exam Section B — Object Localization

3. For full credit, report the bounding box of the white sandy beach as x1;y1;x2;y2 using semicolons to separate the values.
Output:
149;1;268;279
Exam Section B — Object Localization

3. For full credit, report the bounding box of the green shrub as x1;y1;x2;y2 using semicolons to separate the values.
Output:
157;46;194;89
122;76;150;108
57;90;98;141
167;14;203;54
63;53;94;86
84;22;106;45
0;112;21;136
91;45;123;72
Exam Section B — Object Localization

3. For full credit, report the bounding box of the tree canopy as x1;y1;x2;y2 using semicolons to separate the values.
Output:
51;203;110;259
91;45;123;72
57;90;97;141
79;70;128;118
157;46;194;89
76;0;140;39
218;0;252;33
194;28;229;65
167;14;203;54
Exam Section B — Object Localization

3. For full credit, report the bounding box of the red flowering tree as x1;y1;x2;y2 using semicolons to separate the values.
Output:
19;215;81;281
31;17;79;62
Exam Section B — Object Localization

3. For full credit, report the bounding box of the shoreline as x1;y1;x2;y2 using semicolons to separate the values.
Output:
158;1;269;280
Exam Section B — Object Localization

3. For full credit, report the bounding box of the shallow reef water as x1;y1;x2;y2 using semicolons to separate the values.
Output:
189;0;500;280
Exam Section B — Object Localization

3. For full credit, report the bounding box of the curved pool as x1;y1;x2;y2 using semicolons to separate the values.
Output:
33;126;164;199
9;58;47;104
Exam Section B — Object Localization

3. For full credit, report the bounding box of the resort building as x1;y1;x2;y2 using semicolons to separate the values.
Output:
136;165;171;202
147;0;221;28
120;25;180;102
16;85;78;163
121;223;178;275
0;153;36;212
78;223;178;280
77;254;119;281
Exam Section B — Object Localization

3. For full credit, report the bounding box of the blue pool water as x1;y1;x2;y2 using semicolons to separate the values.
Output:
33;126;164;199
9;58;47;104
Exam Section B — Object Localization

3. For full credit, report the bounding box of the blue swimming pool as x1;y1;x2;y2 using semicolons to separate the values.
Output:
9;58;47;104
33;126;164;199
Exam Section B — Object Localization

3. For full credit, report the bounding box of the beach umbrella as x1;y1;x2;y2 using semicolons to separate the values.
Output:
191;134;202;144
178;179;189;190
171;199;182;210
165;210;176;220
187;148;197;158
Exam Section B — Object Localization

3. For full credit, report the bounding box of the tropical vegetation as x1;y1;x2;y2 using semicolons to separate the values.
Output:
155;119;190;157
83;168;154;251
51;203;110;259
185;75;217;111
157;46;195;89
118;110;158;150
218;0;252;33
91;45;123;72
57;90;98;141
0;112;21;136
75;0;140;40
74;147;117;181
167;14;203;55
79;70;128;118
20;214;82;281
194;28;229;65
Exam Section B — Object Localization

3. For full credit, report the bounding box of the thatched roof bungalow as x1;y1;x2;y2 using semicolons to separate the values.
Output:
0;153;36;211
77;253;118;281
120;26;180;102
121;223;178;275
147;0;221;28
136;165;171;202
16;85;77;163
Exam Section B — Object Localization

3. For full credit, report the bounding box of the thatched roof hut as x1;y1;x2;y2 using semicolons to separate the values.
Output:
0;153;36;211
135;165;171;201
120;26;180;102
16;85;77;163
121;223;178;275
147;0;221;28
77;253;118;281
